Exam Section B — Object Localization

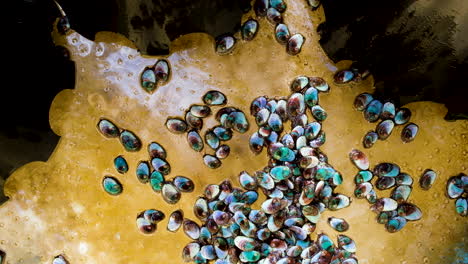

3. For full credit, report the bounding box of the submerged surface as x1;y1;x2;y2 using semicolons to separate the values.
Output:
0;1;467;263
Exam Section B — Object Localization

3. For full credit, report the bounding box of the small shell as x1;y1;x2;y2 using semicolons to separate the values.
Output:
154;60;170;84
216;145;230;159
114;156;128;174
119;130;142;152
261;198;288;214
275;23;290;44
371;198;398;212
213;126;232;141
286;34;305;56
162;182;181;204
166;118;188;134
239;171;258;190
353;93;373;111
354;170;373;183
337;235;356;253
310;77;329;92
234;236;258;251
215;35;236;55
52;255;69;264
375;176;396;190
270;0;287;12
291;76;309;92
328;217;349;232
241;19;259;41
396;173;413;186
185;112;203;130
167;210;183;232
151;158;171;175
250;96;267;115
136;216;156;234
385;216;407;233
349;149;369;170
149;171;164;192
268;113;283;132
447;176;465;199
205;130;220;150
183;219;201;240
102;176;123;195
311;105;327;121
401;123;418;143
190;105;211;118
455;198;467;216
267;7;283;24
419;169;437;190
187;130;204;152
140;67;156;93
354;182;373;198
304;87;319;107
364;100;383;122
97;119;119;138
203;90;227;106
173;176;195;192
380;102;396;120
391;185;412;202
394;108;412;125
254;0;269;16
376;119;395;140
249;132;264;154
256;108;270;126
397;203;422;221
374;163;400;177
148;142;166;159
182;243;200;262
204;155;221;169
334;70;354;84
363;130;378;148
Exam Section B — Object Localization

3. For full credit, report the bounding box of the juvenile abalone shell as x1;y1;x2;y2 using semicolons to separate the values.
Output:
97;119;120;138
119;130;142;152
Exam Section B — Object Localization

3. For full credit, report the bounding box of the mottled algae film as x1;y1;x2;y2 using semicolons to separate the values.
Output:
0;0;467;263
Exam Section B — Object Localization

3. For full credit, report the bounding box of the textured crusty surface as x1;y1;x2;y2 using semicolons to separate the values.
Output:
0;1;467;263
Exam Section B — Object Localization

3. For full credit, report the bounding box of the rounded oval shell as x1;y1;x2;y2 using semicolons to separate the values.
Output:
166;118;188;134
397;203;422;221
310;77;329;92
140;67;156;93
349;149;369;170
374;163;400;177
216;35;236;54
151;158;171;175
311;105;327;121
354;170;373;183
455;198;467;216
287;34;305;55
401;123;418;143
376;176;396;190
173;176;195;192
447;176;464;199
216;145;230;159
241;19;259;41
275;23;290;44
97;119;119;138
119;130;142;152
353;93;373;111
190;105;211;118
203;90;227;106
267;7;283;24
203;154;221;169
364;100;383;122
334;70;354;84
385;216;407;233
148;142;166;159
136;161;150;183
268;113;283;132
380;102;396;119
270;0;287;12
419;169;437;190
395;108;412;125
376;119;395;140
113;155;128;174
162;183;181;204
328;217;349;232
183;219;201;240
187;130;204;152
149;171;164;192
167;210;183;232
154;59;170;84
185;112;203;130
102;176;123;195
291;76;309;92
363;131;378;148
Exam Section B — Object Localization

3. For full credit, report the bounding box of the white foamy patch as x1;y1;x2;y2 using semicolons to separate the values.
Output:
71;202;85;214
79;242;89;254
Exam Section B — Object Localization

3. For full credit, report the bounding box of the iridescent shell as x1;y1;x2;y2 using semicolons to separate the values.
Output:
254;0;269;16
249;210;268;225
302;205;321;223
342;258;359;264
239;251;261;262
309;131;326;148
187;130;204;152
52;255;69;264
371;198;398;212
376;176;396;190
304;122;321;140
151;158;171;175
374;163;400;177
275;99;288;120
318;233;335;252
307;0;321;8
354;182;373;198
394;108;412;125
204;184;220;200
239;171;258;190
203;90;226;106
272;147;295;162
291;76;309;92
261;198;288;214
136;216;156;234
267;8;283;24
216;145;230;159
354;170;373;184
275;24;290;44
337;235;356;253
183;219;201;240
148;142;166;159
376;119;394;140
213;210;232;226
251;96;267;115
397;203;422;221
363;131;378;148
292;114;308;128
141;67;156;93
119;130;141;152
136;161;150;183
267;211;286;232
173;176;194;192
97;119;119;138
234;236;258;251
328;217;349;232
215;35;236;55
455;198;467;216
162;182;181;204
385;216;407;233
377;210;397;224
114;156;128;174
310;77;329;92
270;0;287;12
241;19;259;41
228;111;249;133
401;123;418;143
213;126;232;141
204;130;220;150
167;210;183;232
419;169;437;190
366;188;378;204
213;237;228;259
203;154;221;169
311;105;327;121
447;176;465;199
149;171;164;192
256;108;270;126
194;197;209;221
200;245;216;260
349;149;369;170
102;176;122;195
182;242;200;262
396;173;413;186
57;15;70;34
334;70;354;84
143;209;165;224
166;118;188;134
380;102;396;119
270;166;292;180
391;185;412;203
353;93;373;111
268;113;283;132
287;34;305;56
154;59;170;84
304;87;319;107
328;194;351;211
241;191;258;205
249;132;264;154
256;171;275;190
185;112;203;130
190;105;211;118
364;100;383;122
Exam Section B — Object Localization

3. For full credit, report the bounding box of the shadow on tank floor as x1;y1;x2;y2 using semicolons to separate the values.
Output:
2;0;467;204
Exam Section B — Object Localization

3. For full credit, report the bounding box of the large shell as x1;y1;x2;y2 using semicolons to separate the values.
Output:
375;176;396;190
419;169;437;190
318;233;335;252
239;171;258;190
228;111;249;133
203;90;227;106
353;93;373;111
349;149;369;170
364;100;383;122
380;102;396;119
401;123;419;143
205;130;220;150
272;147;295;162
148;142;166;159
151;158;171;175
194;198;209;221
183;219;201;240
394;108;412;125
136;215;156;234
376;120;395;140
241;19;259;41
276;99;288;120
213;126;232;141
447;175;465;199
167;210;183;232
391;185;412;202
102;176;123;195
397;203;422;221
187;130;204;152
270;166;292;181
200;245;216;260
162;182;181;204
328;217;349;232
328;194;351;211
287;93;305;117
203;155;221;169
374;163;400;177
287;34;305;55
302;205;321;223
97;119;120;138
119;130;142;152
166;118;188;134
149;171;164;192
